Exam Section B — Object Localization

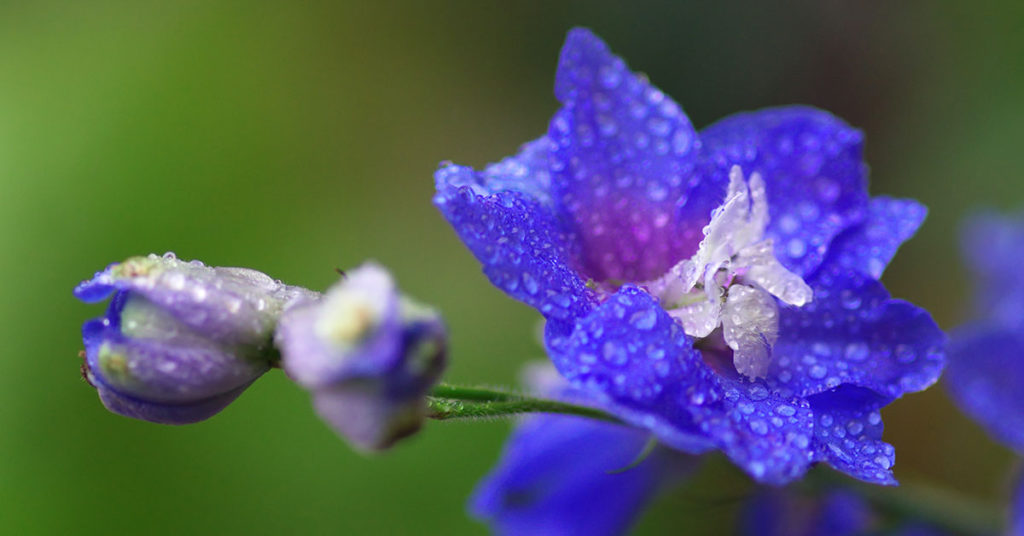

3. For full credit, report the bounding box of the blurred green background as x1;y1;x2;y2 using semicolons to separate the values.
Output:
2;1;1023;533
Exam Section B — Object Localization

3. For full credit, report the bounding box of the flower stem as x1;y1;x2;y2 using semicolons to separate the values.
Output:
426;384;623;424
429;383;522;402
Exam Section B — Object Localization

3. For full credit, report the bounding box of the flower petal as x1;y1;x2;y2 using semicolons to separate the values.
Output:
696;106;869;277
435;143;595;322
91;379;256;425
83;319;268;405
549;28;703;282
546;286;716;454
808;386;897;485
470;413;670;536
691;378;816;485
821;197;927;280
75;253;315;346
770;266;946;401
945;326;1024;453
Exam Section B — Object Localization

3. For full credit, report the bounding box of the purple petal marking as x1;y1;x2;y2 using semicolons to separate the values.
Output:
549;28;703;282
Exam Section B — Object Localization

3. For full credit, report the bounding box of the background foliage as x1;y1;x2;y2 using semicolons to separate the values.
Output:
2;2;1023;533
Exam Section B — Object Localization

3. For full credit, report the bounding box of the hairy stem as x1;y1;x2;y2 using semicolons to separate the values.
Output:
426;384;623;424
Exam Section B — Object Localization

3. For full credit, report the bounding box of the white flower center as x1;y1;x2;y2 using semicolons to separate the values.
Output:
645;166;813;379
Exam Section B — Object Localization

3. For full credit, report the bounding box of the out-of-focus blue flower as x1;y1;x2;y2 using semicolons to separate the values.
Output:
435;28;945;485
275;263;446;451
471;364;690;536
740;488;948;536
947;213;1024;454
740;489;874;536
75;253;316;424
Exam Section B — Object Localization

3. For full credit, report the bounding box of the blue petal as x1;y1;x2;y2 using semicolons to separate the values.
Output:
73;266;117;302
549;28;703;282
696;106;869;277
693;377;816;485
92;379;256;425
808;386;897;485
83;319;268;405
945;326;1024;453
771;265;946;402
821;197;927;280
961;212;1024;329
545;286;715;454
470;413;671;536
435;142;595;322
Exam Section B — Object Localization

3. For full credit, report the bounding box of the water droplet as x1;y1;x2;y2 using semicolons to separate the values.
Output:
787;238;806;258
844;342;869;362
846;421;864;435
895;344;916;364
809;365;827;379
599;65;621;89
646;346;665;360
816;177;840;203
840;289;861;310
775;405;797;417
749;420;769;435
672;130;692;155
602;341;627;365
522;273;539;295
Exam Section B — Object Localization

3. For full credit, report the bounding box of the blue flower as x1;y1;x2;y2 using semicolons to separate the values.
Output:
435;28;945;485
75;253;316;424
471;364;691;536
275;263;447;451
946;213;1024;452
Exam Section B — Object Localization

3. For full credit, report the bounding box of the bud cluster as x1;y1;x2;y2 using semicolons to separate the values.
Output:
75;253;446;450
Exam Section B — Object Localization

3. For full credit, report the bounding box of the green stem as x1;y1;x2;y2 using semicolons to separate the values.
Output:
430;383;522;402
425;386;623;424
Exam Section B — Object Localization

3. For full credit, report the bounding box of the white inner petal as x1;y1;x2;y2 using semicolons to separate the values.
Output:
645;165;813;378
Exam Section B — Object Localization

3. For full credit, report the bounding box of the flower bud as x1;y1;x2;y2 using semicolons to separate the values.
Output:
75;253;316;424
275;263;447;451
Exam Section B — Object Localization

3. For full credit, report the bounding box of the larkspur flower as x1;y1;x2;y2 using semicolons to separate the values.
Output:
435;28;945;485
739;488;948;536
275;263;447;451
74;253;316;424
945;212;1024;535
